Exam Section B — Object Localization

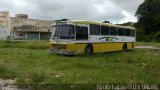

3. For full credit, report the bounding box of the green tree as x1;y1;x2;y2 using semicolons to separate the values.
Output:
136;0;160;36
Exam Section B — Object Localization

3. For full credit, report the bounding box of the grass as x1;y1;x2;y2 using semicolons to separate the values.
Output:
0;41;160;89
0;40;49;50
0;65;16;79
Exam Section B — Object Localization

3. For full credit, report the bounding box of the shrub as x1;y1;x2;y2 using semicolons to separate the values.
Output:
152;31;160;41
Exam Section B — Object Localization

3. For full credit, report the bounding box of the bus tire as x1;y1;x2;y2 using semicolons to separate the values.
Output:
84;44;93;55
123;43;127;52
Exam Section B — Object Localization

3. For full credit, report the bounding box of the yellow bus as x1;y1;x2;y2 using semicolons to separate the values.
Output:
49;20;136;55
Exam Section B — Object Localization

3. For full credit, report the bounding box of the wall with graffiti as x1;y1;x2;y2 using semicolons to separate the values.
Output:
0;11;10;40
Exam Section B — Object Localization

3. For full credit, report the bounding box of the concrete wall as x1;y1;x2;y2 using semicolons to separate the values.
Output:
11;17;54;32
0;11;10;40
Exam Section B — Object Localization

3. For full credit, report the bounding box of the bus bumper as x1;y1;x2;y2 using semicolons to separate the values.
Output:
49;49;76;55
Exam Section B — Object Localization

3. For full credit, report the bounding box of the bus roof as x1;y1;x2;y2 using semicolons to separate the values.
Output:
70;20;135;30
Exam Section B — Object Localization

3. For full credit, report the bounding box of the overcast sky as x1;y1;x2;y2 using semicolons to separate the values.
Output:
0;0;144;23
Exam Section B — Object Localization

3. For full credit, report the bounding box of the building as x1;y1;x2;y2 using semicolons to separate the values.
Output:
0;11;10;40
11;14;54;40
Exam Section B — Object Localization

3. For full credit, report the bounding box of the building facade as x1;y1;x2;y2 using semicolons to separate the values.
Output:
11;14;54;40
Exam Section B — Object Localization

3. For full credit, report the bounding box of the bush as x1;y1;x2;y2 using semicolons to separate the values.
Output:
136;27;160;42
136;28;145;41
152;31;160;41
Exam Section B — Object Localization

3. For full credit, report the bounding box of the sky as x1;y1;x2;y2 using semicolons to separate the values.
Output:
0;0;144;24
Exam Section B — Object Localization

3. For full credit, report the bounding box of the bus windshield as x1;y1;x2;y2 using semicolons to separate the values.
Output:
52;25;74;39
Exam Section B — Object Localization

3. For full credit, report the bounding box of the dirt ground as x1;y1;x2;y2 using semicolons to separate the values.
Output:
135;46;160;49
0;78;18;90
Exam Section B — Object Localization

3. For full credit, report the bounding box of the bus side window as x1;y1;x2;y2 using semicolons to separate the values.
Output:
76;26;88;40
101;26;109;35
125;29;131;36
69;26;75;39
110;27;117;36
118;28;124;36
90;24;100;35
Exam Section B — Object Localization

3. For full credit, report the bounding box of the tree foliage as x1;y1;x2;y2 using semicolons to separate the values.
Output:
136;0;160;36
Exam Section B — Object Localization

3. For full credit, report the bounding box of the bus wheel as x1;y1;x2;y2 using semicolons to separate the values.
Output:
84;45;93;55
123;43;127;52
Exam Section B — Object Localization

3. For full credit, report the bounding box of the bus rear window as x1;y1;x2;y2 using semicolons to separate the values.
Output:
131;29;135;37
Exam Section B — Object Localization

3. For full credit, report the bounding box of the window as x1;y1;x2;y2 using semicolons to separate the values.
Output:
110;27;117;35
101;26;109;35
53;25;74;39
76;26;88;40
130;29;135;37
90;24;100;35
54;26;60;37
133;30;135;37
20;34;24;36
118;28;124;36
69;27;75;39
60;25;74;39
125;29;131;36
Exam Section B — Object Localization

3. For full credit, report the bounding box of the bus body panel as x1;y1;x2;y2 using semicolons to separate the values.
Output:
50;42;134;55
93;43;123;53
89;35;135;43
